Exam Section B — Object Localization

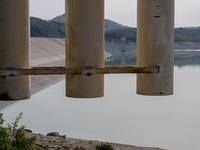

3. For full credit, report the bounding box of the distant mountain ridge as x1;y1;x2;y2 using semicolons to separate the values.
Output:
30;16;125;38
31;17;65;38
105;27;200;42
51;14;65;23
51;13;125;29
30;15;200;42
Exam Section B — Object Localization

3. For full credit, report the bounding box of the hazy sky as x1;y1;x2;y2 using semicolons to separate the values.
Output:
30;0;200;28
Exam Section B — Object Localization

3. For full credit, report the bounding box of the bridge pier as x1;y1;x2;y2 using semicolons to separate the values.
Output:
65;0;104;98
137;0;174;95
0;0;30;100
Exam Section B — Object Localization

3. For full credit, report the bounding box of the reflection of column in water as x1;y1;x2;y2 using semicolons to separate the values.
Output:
111;55;114;63
112;39;114;52
120;51;126;65
121;36;126;52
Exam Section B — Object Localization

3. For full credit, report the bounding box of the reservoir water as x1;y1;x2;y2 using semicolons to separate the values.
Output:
1;53;200;150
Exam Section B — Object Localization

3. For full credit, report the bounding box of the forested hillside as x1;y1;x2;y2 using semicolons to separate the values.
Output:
30;16;124;38
31;17;65;38
51;13;125;29
31;16;200;42
51;14;65;23
174;28;200;42
105;28;137;42
105;27;200;42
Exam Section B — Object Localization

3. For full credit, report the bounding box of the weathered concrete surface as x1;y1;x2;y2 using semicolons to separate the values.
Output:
0;38;112;108
137;0;174;95
0;0;30;100
65;0;104;98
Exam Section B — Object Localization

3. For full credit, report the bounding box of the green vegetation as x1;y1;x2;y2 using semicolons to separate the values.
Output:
105;27;200;42
51;14;65;23
174;27;200;42
96;144;114;150
105;27;137;42
31;16;200;42
31;17;65;38
30;16;124;38
104;19;125;29
0;112;36;150
51;13;125;29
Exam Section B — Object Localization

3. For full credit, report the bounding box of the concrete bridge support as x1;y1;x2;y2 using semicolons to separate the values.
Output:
137;0;174;95
0;0;30;100
65;0;104;98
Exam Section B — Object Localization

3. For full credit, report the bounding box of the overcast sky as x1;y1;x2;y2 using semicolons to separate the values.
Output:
30;0;200;28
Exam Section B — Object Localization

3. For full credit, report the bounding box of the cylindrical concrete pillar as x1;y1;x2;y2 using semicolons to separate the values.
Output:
137;0;174;95
65;0;104;98
0;0;30;100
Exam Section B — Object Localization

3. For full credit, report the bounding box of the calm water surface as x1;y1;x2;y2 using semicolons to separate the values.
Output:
1;66;200;150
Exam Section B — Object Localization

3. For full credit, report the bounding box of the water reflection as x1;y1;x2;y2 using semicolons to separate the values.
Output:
1;50;200;150
1;66;200;150
0;101;15;109
105;51;137;66
105;50;200;67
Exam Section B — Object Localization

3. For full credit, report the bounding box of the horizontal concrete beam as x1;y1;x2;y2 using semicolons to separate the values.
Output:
0;0;30;100
0;66;159;76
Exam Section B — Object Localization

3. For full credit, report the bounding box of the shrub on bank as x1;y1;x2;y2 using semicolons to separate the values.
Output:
0;112;36;150
96;143;114;150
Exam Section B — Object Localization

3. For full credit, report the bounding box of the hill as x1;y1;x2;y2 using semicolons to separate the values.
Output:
51;13;125;29
174;27;200;42
31;17;65;38
31;16;200;42
51;14;65;23
105;27;137;42
105;27;200;42
30;16;125;38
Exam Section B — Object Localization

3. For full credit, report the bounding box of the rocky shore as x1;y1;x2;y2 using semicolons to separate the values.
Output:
24;130;167;150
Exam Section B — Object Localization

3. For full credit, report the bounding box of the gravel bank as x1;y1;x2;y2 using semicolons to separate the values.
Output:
25;131;167;150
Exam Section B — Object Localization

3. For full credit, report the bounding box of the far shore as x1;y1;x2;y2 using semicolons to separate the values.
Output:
105;41;200;52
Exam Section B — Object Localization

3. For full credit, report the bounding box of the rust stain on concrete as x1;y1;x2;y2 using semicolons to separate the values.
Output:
0;0;6;4
0;75;6;79
0;93;14;100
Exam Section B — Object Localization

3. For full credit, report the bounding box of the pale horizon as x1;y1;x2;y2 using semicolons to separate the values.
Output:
30;0;200;28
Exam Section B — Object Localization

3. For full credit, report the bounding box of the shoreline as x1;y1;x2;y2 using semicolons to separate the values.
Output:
25;131;167;150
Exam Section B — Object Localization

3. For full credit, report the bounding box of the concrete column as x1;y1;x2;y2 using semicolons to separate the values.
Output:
0;0;30;100
65;0;104;98
120;52;126;65
137;0;174;95
112;39;114;52
121;36;126;52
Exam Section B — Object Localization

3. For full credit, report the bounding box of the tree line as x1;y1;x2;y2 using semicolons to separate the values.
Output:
105;27;200;42
31;17;200;42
